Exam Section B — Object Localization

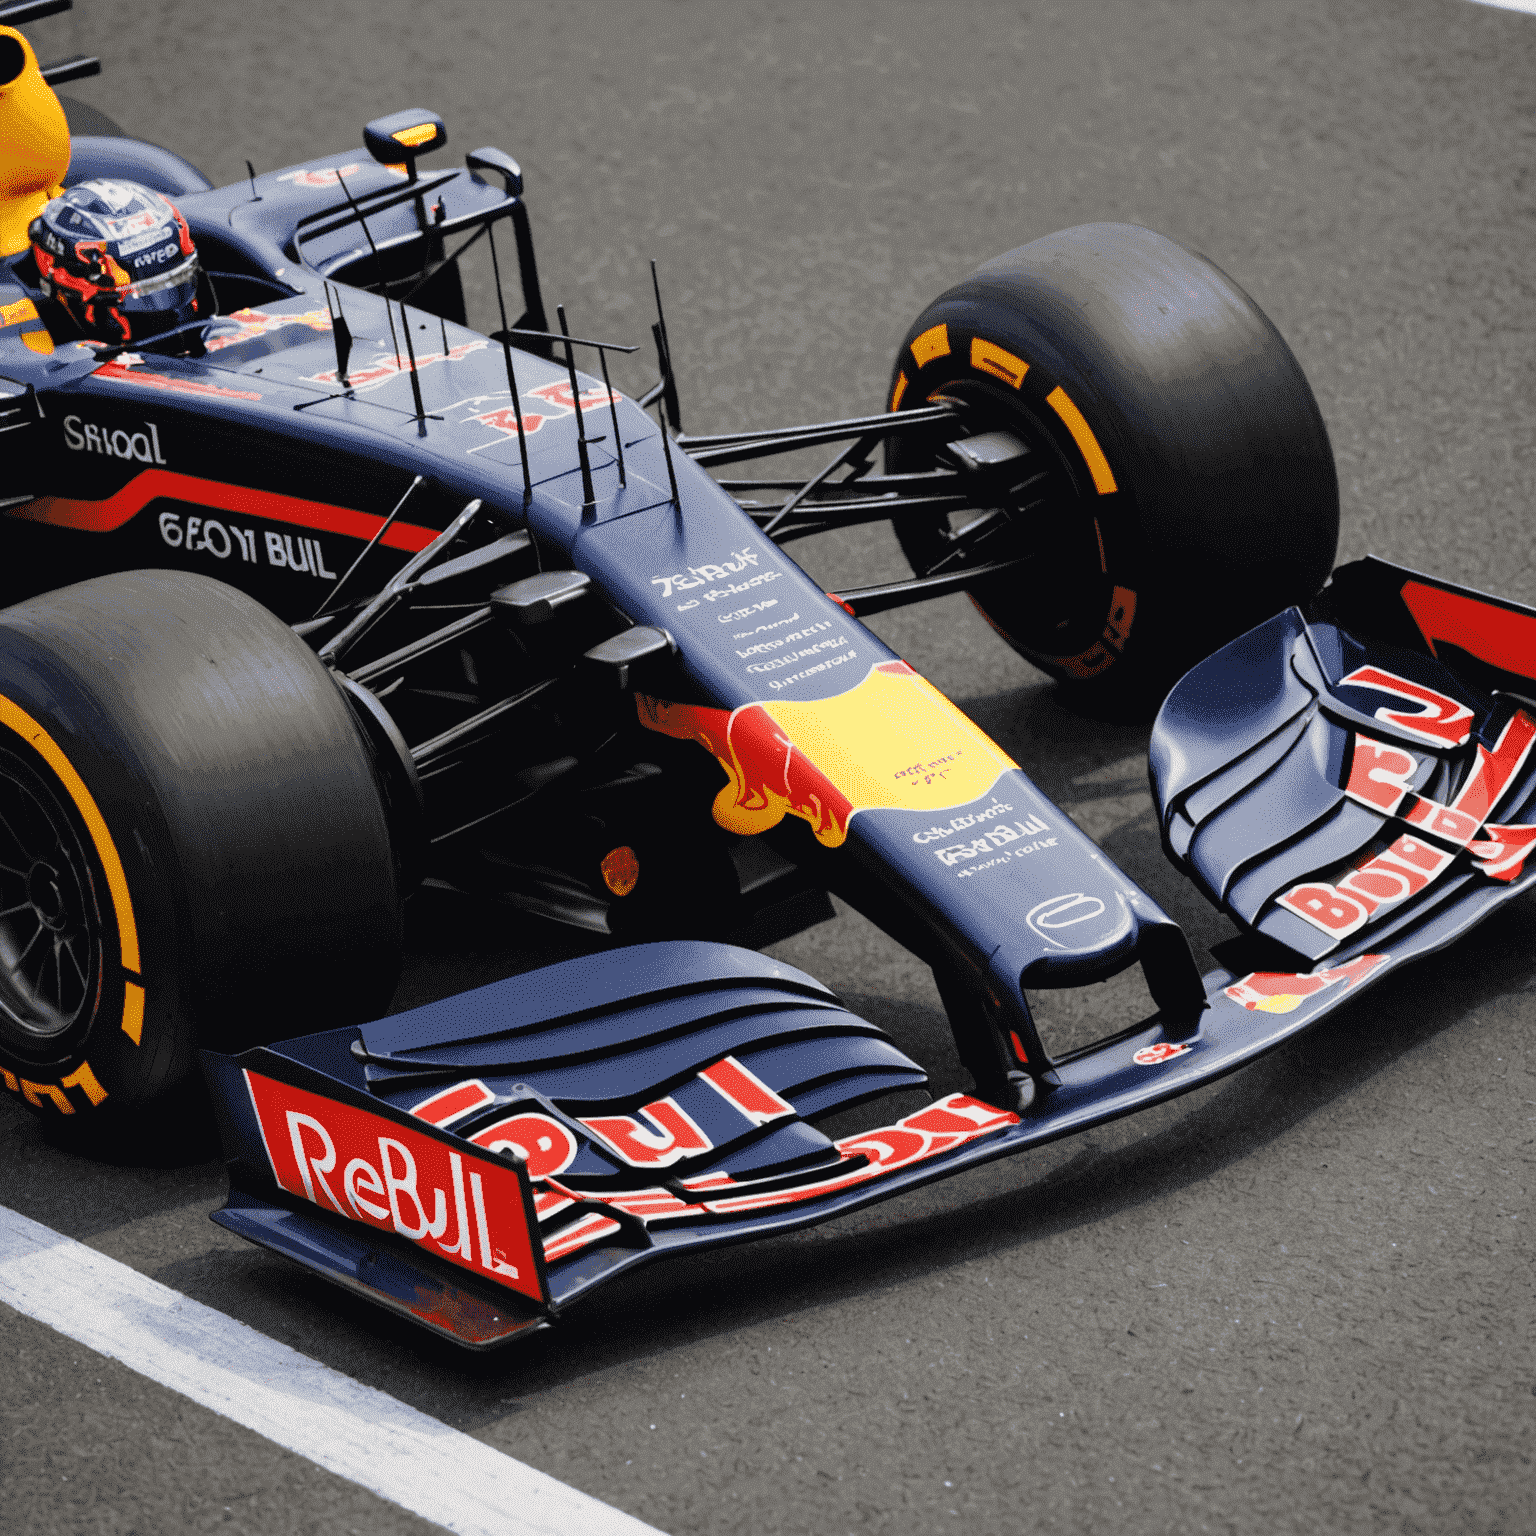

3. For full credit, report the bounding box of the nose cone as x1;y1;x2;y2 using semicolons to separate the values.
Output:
0;27;70;256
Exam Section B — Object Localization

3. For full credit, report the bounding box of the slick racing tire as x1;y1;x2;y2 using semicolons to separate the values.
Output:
889;222;1339;710
0;571;403;1119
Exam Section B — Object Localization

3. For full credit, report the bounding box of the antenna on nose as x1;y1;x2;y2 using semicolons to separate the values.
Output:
557;305;597;517
398;297;428;432
649;261;681;509
486;221;533;511
335;165;403;371
323;284;352;390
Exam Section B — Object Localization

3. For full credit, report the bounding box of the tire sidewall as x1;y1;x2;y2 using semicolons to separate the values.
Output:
888;223;1338;699
0;635;187;1113
889;296;1149;689
0;572;403;1117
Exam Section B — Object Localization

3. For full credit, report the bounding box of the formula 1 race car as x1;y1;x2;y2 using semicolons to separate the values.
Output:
4;6;1535;1347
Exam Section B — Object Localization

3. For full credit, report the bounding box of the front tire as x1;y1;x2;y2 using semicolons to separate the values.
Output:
890;222;1339;709
0;572;403;1116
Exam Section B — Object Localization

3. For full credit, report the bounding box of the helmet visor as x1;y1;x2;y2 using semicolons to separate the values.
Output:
120;254;201;314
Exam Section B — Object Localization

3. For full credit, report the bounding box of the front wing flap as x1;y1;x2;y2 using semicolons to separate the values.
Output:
1152;557;1536;967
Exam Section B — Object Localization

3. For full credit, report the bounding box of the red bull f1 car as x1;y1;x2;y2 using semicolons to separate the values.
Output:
2;6;1532;1346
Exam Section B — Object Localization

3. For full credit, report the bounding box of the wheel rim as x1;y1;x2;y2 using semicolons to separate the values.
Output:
890;377;1114;664
0;747;103;1045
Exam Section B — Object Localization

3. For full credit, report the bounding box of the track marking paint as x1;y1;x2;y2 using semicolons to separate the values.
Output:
1466;0;1536;14
0;1204;664;1536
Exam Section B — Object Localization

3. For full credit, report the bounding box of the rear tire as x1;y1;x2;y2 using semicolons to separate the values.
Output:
889;222;1339;711
0;571;402;1117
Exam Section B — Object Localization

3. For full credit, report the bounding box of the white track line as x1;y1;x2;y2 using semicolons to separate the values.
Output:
1466;0;1536;13
0;1204;663;1536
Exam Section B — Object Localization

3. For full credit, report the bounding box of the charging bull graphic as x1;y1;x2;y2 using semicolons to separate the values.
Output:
637;660;1017;847
204;306;334;352
1223;953;1388;1014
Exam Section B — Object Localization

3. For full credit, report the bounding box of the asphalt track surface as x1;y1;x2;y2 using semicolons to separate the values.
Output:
3;1;1534;1532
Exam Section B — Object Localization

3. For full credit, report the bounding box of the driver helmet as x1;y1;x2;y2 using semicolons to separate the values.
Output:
28;179;202;345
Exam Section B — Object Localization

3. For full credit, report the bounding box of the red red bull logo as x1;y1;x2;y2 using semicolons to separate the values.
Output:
306;338;489;392
244;1071;544;1303
468;1113;579;1179
535;1092;1019;1260
1223;952;1388;1014
638;660;1016;848
1132;1041;1193;1065
459;380;618;452
408;1058;794;1178
409;1078;496;1127
682;1094;1018;1218
577;1058;796;1170
394;1068;1017;1268
274;162;408;188
1281;710;1536;944
1339;665;1474;748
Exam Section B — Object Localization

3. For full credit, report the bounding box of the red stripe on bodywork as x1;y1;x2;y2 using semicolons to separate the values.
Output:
4;469;438;552
1401;580;1536;683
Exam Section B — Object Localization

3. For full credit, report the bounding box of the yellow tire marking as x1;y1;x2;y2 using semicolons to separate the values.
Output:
910;323;951;369
22;1079;72;1114
0;692;140;973
970;338;1028;389
890;371;908;412
121;980;145;1045
61;1062;108;1106
1047;385;1117;494
3;1064;109;1111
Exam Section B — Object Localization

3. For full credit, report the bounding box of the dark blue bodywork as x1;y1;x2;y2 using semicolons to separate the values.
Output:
1;136;1205;1097
5;125;1533;1346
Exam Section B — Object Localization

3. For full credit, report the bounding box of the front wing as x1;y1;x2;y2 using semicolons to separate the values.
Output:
203;934;1457;1349
203;555;1536;1347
